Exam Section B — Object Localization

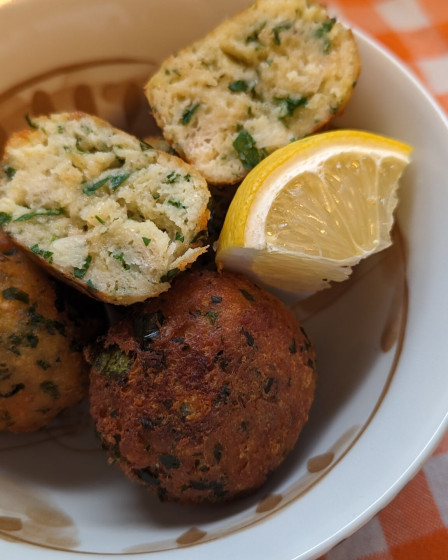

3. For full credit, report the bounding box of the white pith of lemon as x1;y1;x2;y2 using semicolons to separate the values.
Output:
216;130;412;293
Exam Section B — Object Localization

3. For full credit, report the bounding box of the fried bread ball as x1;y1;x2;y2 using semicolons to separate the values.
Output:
0;232;105;432
87;269;316;503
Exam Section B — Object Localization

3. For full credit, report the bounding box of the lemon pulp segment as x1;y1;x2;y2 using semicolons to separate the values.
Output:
216;130;412;293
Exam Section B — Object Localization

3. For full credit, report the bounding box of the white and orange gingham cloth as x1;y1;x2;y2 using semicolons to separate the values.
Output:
318;1;448;559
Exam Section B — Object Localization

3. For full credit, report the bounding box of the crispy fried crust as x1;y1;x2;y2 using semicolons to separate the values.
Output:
0;232;106;432
87;269;317;503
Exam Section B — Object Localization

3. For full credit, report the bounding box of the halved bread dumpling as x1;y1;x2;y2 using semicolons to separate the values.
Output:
0;112;210;305
145;0;360;185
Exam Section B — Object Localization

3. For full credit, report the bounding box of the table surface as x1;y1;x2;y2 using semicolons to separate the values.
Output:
318;1;448;559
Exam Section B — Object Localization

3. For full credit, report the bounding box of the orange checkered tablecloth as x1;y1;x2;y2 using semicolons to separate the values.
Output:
318;1;448;559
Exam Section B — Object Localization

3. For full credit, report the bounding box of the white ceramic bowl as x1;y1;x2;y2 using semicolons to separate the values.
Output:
0;1;447;559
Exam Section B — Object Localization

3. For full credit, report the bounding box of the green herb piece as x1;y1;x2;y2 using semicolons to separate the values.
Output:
264;377;274;394
136;467;160;485
232;128;264;170
36;360;51;371
91;343;134;382
73;254;92;279
181;103;200;125
13;208;64;222
27;304;65;336
95;215;105;225
25;113;39;129
111;251;130;270
0;383;25;398
274;95;308;119
213;443;223;463
160;268;179;283
214;384;231;404
242;328;255;347
165;171;181;184
2;287;29;304
272;21;292;45
139;139;153;151
184;173;191;182
142;237;151;246
109;173;130;190
246;21;267;45
6;332;39;355
82;177;110;196
315;17;336;38
289;338;297;354
205;311;219;325
0;212;12;225
86;279;97;291
159;453;180;470
57;125;65;134
152;192;160;200
240;289;254;302
40;381;60;399
3;166;16;180
228;80;249;92
175;232;184;242
167;199;186;209
30;244;54;264
132;310;165;350
83;173;130;195
315;17;336;53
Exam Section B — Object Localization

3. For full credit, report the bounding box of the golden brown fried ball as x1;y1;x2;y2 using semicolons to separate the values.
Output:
0;232;105;432
87;269;317;503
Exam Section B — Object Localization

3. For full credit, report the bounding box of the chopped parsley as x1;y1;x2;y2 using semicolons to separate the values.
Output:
142;237;151;246
289;338;297;354
228;80;249;92
13;208;64;222
0;212;12;226
205;311;219;325
73;254;92;279
139;139;153;151
2;287;29;304
246;21;267;46
165;171;181;184
83;173;130;195
232;128;266;170
25;113;39;129
315;17;336;53
91;343;134;382
95;215;105;225
160;268;179;283
240;289;254;302
36;360;51;371
111;251;130;270
272;22;292;45
181;103;200;125
175;232;184;242
242;328;255;347
158;454;180;470
274;95;308;119
30;244;53;264
3;166;16;180
167;199;186;210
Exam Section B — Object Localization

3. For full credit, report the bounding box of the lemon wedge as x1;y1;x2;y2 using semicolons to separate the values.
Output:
216;130;412;293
